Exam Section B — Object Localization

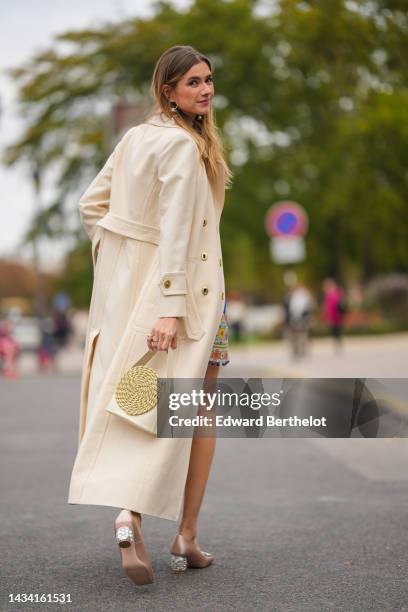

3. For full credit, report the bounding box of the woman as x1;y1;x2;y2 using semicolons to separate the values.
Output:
323;278;345;352
67;45;232;585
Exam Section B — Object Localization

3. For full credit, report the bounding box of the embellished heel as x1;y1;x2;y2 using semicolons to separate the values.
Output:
170;554;188;572
115;525;134;548
170;533;214;570
114;512;154;585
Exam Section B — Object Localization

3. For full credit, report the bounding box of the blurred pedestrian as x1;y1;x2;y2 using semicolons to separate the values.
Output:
0;320;20;379
53;310;73;350
285;281;314;359
323;278;346;352
38;316;57;372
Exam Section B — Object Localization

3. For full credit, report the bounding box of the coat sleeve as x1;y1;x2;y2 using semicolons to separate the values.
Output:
78;148;116;241
156;133;200;318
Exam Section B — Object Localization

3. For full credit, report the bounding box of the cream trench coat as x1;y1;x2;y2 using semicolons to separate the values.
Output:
67;112;226;521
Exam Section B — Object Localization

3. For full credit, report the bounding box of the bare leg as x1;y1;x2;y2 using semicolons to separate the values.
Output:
117;365;219;534
178;363;219;539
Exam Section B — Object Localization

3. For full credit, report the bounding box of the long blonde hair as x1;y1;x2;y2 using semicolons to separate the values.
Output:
147;45;233;191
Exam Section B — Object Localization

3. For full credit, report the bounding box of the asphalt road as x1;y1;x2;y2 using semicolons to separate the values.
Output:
1;375;408;611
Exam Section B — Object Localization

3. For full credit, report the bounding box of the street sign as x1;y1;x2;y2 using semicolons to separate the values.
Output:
270;236;305;264
265;201;309;264
265;201;308;238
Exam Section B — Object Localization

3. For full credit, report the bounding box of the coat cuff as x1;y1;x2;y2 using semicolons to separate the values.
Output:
157;272;187;317
158;272;187;295
157;294;187;318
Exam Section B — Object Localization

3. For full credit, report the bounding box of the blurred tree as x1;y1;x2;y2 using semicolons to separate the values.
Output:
3;0;408;305
55;240;94;307
0;259;55;303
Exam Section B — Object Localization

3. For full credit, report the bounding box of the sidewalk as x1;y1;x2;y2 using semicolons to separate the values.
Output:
14;332;408;379
229;332;408;378
16;344;85;377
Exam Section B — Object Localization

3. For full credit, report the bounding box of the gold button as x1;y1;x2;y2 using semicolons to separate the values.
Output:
203;218;207;227
219;258;222;267
163;279;171;288
201;287;209;296
201;251;208;261
221;291;224;300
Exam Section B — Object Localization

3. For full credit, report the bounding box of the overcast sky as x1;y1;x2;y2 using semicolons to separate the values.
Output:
0;0;190;269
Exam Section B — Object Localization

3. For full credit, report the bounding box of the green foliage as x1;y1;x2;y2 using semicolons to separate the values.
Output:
3;0;408;305
55;239;93;307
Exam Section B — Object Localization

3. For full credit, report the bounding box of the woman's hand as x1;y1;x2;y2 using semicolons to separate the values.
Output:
147;317;178;352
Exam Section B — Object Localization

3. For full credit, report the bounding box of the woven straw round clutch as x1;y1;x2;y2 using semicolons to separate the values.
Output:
115;364;158;416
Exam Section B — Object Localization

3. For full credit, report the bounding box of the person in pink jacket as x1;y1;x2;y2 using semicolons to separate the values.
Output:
323;278;346;351
0;321;20;379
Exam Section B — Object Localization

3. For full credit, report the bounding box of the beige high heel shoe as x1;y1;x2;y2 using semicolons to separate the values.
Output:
114;511;154;585
170;533;214;572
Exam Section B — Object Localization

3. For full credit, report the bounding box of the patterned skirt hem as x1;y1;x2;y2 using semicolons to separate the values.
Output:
208;310;230;367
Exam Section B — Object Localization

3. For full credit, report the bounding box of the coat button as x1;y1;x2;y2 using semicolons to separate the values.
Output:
201;251;208;261
203;218;207;227
201;287;209;296
221;291;224;300
219;258;222;267
164;279;171;288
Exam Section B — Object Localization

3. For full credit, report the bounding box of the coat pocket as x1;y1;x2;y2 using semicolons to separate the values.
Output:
79;328;100;441
91;226;103;270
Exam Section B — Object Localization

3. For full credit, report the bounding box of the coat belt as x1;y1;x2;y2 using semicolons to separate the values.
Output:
96;212;160;245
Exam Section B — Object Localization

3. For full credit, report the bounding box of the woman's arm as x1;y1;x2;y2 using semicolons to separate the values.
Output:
78;148;116;241
156;132;200;319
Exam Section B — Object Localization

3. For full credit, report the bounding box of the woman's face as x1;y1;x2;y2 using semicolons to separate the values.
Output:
166;61;214;118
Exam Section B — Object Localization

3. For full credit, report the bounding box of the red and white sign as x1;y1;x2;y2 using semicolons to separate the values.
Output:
265;201;308;238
